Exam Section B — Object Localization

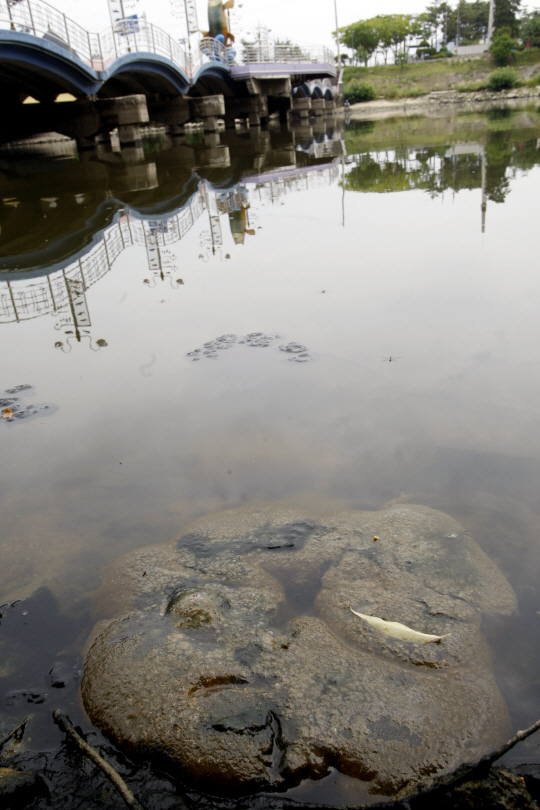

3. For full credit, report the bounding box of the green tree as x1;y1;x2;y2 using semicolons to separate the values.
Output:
521;11;540;47
438;2;453;43
415;11;435;44
388;15;416;59
372;15;394;63
494;0;521;36
446;1;490;43
490;26;517;64
338;21;379;66
371;14;416;63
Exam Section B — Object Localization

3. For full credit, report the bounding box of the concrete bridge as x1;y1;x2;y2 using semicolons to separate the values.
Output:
0;0;338;145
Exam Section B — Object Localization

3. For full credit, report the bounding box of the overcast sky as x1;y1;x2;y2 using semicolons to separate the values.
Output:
53;0;431;51
54;0;531;52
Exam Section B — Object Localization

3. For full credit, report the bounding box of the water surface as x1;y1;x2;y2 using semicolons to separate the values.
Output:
2;106;540;804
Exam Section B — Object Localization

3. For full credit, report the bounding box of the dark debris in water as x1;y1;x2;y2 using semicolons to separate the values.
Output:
2;740;187;810
4;756;540;810
1;385;56;424
186;334;314;363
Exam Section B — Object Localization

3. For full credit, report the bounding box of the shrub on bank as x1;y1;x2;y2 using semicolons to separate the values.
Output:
488;67;519;90
490;27;517;66
344;80;377;103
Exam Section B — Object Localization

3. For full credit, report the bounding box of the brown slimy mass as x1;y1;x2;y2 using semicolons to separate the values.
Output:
82;504;516;800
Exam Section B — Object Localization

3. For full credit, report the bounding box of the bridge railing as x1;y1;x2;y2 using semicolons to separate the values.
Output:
0;0;335;79
0;0;191;73
198;36;232;67
241;43;334;65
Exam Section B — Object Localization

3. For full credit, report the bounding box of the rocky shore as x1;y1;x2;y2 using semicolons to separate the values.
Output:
348;87;540;118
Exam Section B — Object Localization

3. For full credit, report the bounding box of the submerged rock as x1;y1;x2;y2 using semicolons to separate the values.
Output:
82;504;516;800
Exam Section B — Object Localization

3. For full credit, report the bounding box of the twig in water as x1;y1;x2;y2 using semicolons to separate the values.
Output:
52;710;145;810
0;716;28;753
481;717;540;770
412;717;540;806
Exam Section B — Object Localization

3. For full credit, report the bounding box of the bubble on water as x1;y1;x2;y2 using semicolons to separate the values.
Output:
280;343;307;354
186;334;314;363
5;384;32;394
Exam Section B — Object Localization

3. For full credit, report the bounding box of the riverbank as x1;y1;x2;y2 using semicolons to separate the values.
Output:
344;49;540;102
348;87;540;119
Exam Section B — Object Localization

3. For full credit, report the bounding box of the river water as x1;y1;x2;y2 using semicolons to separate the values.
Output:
1;104;540;806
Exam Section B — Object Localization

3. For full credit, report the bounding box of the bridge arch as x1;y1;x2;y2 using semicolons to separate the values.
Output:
291;82;310;98
190;62;237;98
100;54;191;97
0;30;101;103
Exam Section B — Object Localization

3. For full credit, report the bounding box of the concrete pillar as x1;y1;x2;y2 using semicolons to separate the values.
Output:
291;97;312;111
190;95;225;132
76;135;95;151
204;132;221;147
149;97;190;130
224;95;268;127
288;96;311;121
325;99;336;112
193;145;231;169
118;123;142;145
113;95;149;125
311;99;326;117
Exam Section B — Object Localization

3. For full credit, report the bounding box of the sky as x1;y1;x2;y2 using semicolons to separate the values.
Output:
54;0;435;52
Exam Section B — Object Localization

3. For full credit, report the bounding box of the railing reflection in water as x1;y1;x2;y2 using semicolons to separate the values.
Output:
0;161;341;349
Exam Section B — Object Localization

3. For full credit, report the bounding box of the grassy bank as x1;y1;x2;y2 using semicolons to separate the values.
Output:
343;49;540;101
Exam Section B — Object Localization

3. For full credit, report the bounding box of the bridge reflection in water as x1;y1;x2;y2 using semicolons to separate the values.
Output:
0;122;345;351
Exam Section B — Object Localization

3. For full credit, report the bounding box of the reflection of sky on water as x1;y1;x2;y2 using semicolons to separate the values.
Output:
1;111;540;767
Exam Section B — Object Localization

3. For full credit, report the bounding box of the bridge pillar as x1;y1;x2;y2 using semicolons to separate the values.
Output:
288;97;312;122
105;95;149;128
224;95;268;128
311;99;326;117
118;124;142;146
190;95;225;132
76;135;96;152
193;144;230;170
325;99;336;113
148;97;190;133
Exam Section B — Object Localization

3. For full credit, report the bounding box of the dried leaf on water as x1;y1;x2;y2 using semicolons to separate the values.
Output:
350;607;450;644
3;408;13;419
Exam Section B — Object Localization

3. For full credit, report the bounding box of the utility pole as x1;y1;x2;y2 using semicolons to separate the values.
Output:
334;0;340;66
487;0;495;43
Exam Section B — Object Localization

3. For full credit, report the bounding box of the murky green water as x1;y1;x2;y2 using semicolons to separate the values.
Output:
2;104;540;805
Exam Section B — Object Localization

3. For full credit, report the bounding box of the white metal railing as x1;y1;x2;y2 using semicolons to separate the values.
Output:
199;36;232;67
0;0;334;77
242;43;334;65
0;0;192;73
